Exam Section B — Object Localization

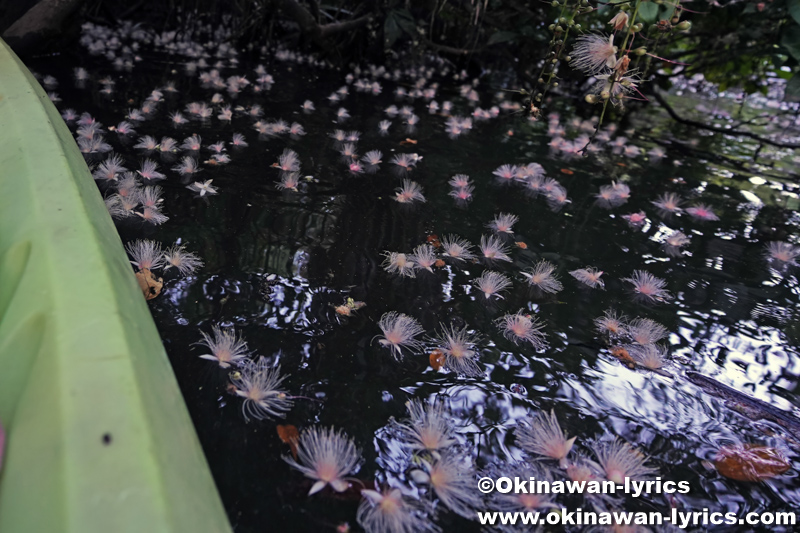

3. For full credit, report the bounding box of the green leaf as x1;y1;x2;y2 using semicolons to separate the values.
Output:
393;8;417;36
637;1;659;23
384;9;416;48
384;13;400;48
785;73;800;102
789;0;800;25
781;24;800;62
488;31;518;45
658;3;676;20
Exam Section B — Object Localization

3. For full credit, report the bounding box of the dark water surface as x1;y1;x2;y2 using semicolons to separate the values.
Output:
25;21;800;532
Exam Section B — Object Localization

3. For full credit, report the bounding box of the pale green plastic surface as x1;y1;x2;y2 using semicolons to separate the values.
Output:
0;39;232;533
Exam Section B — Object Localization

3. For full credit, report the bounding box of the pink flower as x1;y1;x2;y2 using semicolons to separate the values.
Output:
622;211;647;226
570;34;618;75
686;204;719;221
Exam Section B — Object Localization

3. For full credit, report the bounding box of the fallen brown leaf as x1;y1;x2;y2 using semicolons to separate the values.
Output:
277;424;300;459
430;349;445;371
714;444;791;482
610;346;636;369
135;268;163;300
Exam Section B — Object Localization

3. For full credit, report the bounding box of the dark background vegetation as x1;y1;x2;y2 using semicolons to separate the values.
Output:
2;0;800;100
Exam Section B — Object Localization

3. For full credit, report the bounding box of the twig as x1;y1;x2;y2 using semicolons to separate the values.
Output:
119;0;148;19
277;0;372;46
319;13;373;38
422;38;483;56
651;91;800;149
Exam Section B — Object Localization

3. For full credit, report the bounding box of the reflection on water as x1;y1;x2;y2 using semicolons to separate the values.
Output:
26;18;800;532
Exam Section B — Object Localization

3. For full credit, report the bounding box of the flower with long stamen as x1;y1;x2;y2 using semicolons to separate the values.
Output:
592;70;640;106
410;452;481;519
516;409;576;468
496;311;547;349
570;34;618;75
432;324;482;377
195;325;250;368
357;487;437;533
592;438;657;484
375;312;425;359
396;399;458;453
230;358;293;421
284;426;362;495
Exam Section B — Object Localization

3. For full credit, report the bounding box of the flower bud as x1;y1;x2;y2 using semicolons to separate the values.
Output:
634;47;647;56
574;23;582;30
677;20;691;31
608;12;629;31
565;56;571;62
548;23;555;31
538;78;545;84
600;90;611;100
555;25;564;32
585;94;599;104
552;82;559;87
632;23;643;32
551;0;559;6
559;17;567;24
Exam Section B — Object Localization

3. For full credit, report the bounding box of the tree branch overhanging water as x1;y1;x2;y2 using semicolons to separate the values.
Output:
652;91;800;150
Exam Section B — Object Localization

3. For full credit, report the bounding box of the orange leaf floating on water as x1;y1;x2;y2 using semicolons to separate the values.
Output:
714;444;791;482
135;268;163;300
400;138;418;145
430;349;445;371
515;242;528;249
277;424;300;460
560;168;574;175
610;346;636;369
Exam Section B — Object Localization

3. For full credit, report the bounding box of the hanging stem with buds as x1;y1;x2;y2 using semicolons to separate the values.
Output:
580;0;643;152
641;6;691;77
528;0;592;117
